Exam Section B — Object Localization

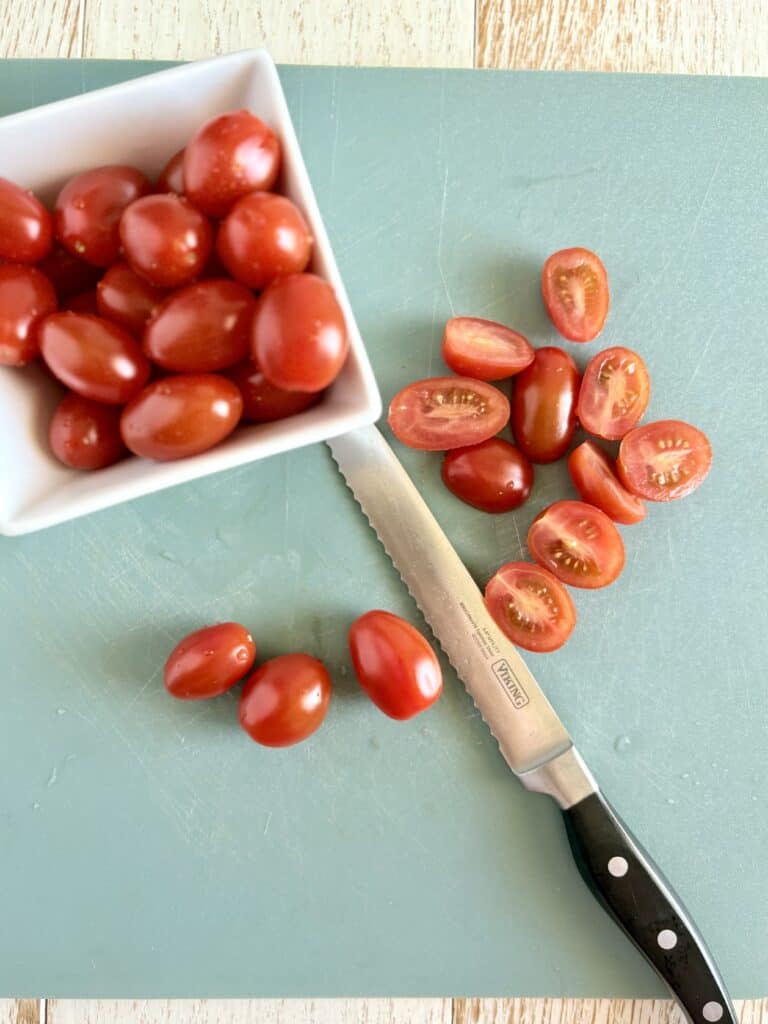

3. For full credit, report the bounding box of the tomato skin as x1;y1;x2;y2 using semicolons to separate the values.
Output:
348;610;442;720
216;192;312;290
36;244;101;301
144;279;256;372
442;317;534;381
48;393;127;470
54;165;150;267
542;247;609;343
96;262;166;336
388;376;510;451
577;346;650;440
164;623;256;700
252;273;348;392
0;264;58;366
617;420;712;502
120;373;243;460
119;194;213;288
568;441;645;525
156;149;185;194
239;653;331;747
485;561;576;653
511;346;579;463
0;177;53;264
63;290;99;315
184;110;281;217
527;499;625;589
227;361;322;422
442;438;533;513
39;312;150;404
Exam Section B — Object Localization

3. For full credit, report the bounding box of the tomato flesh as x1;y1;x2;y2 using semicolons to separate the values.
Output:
442;438;533;513
511;346;579;463
164;623;256;700
527;499;625;589
119;193;212;288
348;610;442;720
97;262;167;336
617;420;712;501
442;316;534;381
227;361;322;422
568;441;645;525
388;376;509;451
485;561;576;653
239;653;331;747
542;247;609;342
0;264;57;366
578;346;650;440
48;393;127;470
120;373;243;460
0;176;53;263
217;191;313;290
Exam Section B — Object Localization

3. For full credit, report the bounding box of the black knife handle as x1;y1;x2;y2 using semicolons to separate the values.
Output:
564;791;736;1024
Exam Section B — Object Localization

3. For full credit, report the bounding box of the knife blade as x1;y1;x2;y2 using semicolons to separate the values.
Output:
328;423;736;1024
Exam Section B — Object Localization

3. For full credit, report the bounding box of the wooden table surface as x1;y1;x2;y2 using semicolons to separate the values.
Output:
1;1;766;1022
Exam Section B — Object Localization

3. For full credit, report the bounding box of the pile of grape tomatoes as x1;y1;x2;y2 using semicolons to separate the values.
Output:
164;610;443;747
0;109;350;469
388;247;713;654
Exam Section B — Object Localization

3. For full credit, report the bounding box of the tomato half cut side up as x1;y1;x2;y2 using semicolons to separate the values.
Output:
568;441;645;525
542;247;609;343
485;562;576;653
617;420;712;501
388;376;510;451
442;316;534;381
578;346;650;440
527;500;625;589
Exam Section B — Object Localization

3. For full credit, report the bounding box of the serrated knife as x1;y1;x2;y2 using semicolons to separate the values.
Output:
328;424;735;1024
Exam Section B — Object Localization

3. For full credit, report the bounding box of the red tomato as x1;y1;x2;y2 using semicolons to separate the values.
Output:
348;610;442;720
442;438;533;513
442;316;534;381
542;248;609;343
239;653;331;747
216;191;312;290
577;346;650;440
227;361;322;422
511;346;579;463
485;561;576;653
388;376;509;451
0;264;57;366
39;312;150;404
527;500;625;589
96;262;167;336
63;290;99;315
568;441;645;525
48;393;127;470
144;279;256;372
0;177;53;263
183;110;281;217
252;273;348;392
54;165;150;267
119;194;212;287
36;244;101;301
617;420;712;502
120;374;243;460
164;623;256;700
156;149;185;194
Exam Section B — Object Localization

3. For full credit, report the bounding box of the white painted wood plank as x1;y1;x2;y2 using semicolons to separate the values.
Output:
81;0;475;67
0;0;81;58
453;999;768;1024
0;1000;40;1024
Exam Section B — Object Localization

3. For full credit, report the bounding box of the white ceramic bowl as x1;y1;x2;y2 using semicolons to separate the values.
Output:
0;51;381;536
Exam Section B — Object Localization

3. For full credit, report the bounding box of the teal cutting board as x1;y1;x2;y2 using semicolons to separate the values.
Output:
1;61;766;998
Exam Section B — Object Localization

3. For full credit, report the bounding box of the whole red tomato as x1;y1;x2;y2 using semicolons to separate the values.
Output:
97;262;167;336
442;438;533;513
0;264;58;366
348;610;442;720
119;194;212;287
0;177;53;263
164;623;256;699
36;244;101;301
227;361;322;422
217;192;312;289
48;393;127;470
239;653;331;747
511;346;579;463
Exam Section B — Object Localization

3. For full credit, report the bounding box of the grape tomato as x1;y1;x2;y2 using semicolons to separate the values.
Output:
485;561;576;653
527;499;625;589
0;263;57;366
164;623;256;700
388;376;510;451
442;316;534;381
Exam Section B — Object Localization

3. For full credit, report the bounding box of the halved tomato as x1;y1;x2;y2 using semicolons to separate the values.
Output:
442;316;534;381
568;441;645;525
485;561;576;653
387;376;509;451
617;420;712;501
578;346;650;440
527;500;625;589
542;247;609;343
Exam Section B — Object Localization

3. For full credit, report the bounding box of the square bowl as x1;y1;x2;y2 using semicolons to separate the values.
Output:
0;51;381;536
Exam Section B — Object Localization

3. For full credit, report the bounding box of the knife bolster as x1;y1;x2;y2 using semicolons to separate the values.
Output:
519;746;598;809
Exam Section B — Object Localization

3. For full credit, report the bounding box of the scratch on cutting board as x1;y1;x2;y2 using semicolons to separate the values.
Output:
328;67;341;192
263;811;272;835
